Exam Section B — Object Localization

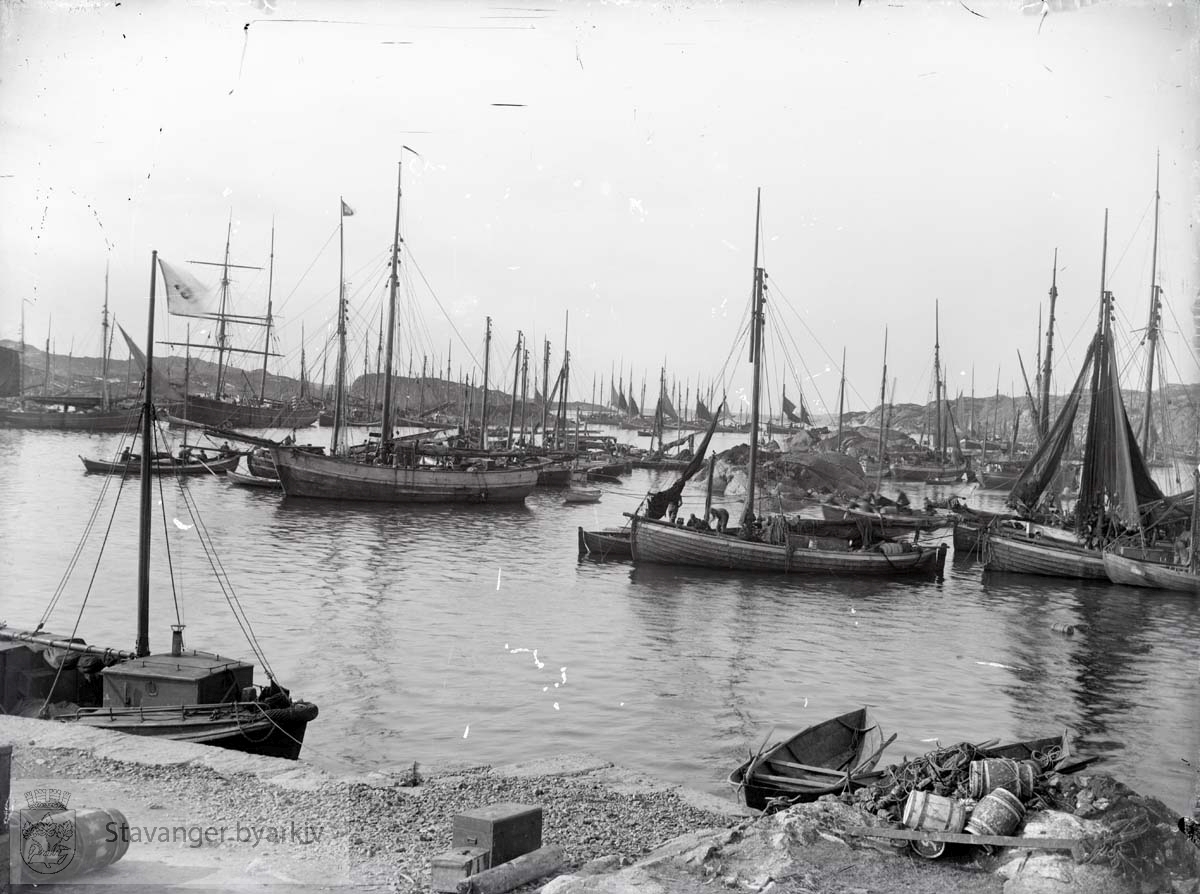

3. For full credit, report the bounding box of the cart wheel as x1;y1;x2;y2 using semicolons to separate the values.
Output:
910;839;946;859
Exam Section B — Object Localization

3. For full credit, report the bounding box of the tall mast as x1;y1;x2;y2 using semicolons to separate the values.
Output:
743;188;764;528
136;251;159;659
508;331;522;449
479;316;492;449
933;301;942;459
43;318;51;395
1139;155;1162;456
259;221;276;402
836;346;846;452
557;312;570;449
518;345;529;446
299;324;308;400
331;197;350;457
215;217;232;397
381;163;403;442
541;339;550;447
1041;249;1058;439
875;329;888;492
101;260;111;410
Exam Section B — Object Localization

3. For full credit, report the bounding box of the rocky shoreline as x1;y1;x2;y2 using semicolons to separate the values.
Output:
2;717;1197;893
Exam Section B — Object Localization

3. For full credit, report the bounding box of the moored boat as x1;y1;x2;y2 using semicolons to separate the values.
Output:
80;449;240;476
820;503;955;532
1;249;317;759
577;526;633;559
226;468;283;489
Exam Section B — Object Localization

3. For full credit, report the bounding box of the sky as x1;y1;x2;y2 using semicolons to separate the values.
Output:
1;0;1198;418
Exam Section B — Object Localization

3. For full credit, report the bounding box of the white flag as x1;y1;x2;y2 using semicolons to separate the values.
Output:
158;258;219;318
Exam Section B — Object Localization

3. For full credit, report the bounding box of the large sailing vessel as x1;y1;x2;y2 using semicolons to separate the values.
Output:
270;159;540;502
160;222;320;430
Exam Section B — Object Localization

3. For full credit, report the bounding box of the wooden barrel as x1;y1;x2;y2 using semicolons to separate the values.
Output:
966;788;1025;837
24;807;130;881
901;791;967;833
968;759;1035;799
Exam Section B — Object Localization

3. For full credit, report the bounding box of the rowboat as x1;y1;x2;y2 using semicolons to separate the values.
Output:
728;708;890;811
1103;549;1200;593
226;469;283;489
80;451;240;476
983;531;1107;580
577;527;633;559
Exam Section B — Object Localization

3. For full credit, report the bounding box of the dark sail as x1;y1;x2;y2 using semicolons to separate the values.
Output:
782;393;806;424
0;346;20;396
1077;324;1164;528
628;395;639;417
646;403;724;520
695;398;712;422
618;390;628;413
1009;338;1096;511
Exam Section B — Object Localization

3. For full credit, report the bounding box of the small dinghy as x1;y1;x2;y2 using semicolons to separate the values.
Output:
563;487;602;504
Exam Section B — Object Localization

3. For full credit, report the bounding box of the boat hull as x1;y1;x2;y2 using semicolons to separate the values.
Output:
80;454;241;475
270;446;539;502
226;469;282;488
0;407;143;432
1103;552;1200;592
728;708;885;811
57;701;318;760
173;395;320;429
630;516;945;575
983;533;1107;579
819;504;954;532
578;527;633;559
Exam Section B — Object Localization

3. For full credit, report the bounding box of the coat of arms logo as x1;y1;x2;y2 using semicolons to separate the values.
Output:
17;788;76;876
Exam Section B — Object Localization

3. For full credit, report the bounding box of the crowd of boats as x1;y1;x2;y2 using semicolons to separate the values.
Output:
2;169;1196;791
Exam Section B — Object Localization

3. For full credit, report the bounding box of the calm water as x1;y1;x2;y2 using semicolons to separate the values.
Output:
1;426;1197;815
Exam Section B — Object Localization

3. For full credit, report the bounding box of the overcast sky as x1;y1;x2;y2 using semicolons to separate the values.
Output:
2;0;1197;416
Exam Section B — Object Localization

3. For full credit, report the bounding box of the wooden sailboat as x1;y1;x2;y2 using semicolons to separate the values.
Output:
269;162;540;502
160;221;319;430
628;191;946;577
0;269;145;431
984;212;1165;579
1;250;318;758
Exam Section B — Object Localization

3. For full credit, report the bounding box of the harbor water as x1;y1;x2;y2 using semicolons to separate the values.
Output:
2;426;1197;815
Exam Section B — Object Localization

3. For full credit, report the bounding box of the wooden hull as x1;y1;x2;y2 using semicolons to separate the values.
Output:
563;488;601;503
729;708;885;811
270;445;539;502
1103;552;1200;593
630;515;946;575
246;450;280;479
0;407;142;432
536;461;574;486
226;469;282;488
983;533;1107;580
977;470;1022;490
819;504;955;532
55;701;318;760
890;464;968;483
578;527;633;559
80;454;241;475
173;395;320;429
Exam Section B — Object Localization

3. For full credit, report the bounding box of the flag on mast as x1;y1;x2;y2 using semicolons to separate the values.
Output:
158;259;220;318
341;200;355;217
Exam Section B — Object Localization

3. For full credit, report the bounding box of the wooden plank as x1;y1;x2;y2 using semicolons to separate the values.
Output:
766;759;851;777
750;772;837;790
845;826;1082;857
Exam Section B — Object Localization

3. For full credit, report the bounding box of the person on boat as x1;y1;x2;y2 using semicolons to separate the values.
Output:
219;441;233;457
282;434;295;446
896;491;910;509
667;494;682;523
708;506;729;533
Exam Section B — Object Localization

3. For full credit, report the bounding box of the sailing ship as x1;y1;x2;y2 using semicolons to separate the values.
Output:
0;250;318;758
270;161;540;502
983;211;1165;579
160;222;320;430
0;268;144;432
628;191;946;577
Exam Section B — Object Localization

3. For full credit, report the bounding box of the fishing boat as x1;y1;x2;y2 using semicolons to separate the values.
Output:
269;160;539;503
728;708;891;811
983;212;1165;580
1102;470;1199;592
0;250;318;759
80;447;240;476
628;191;946;578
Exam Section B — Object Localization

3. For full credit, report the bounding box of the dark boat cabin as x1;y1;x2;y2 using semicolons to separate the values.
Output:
102;653;254;708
